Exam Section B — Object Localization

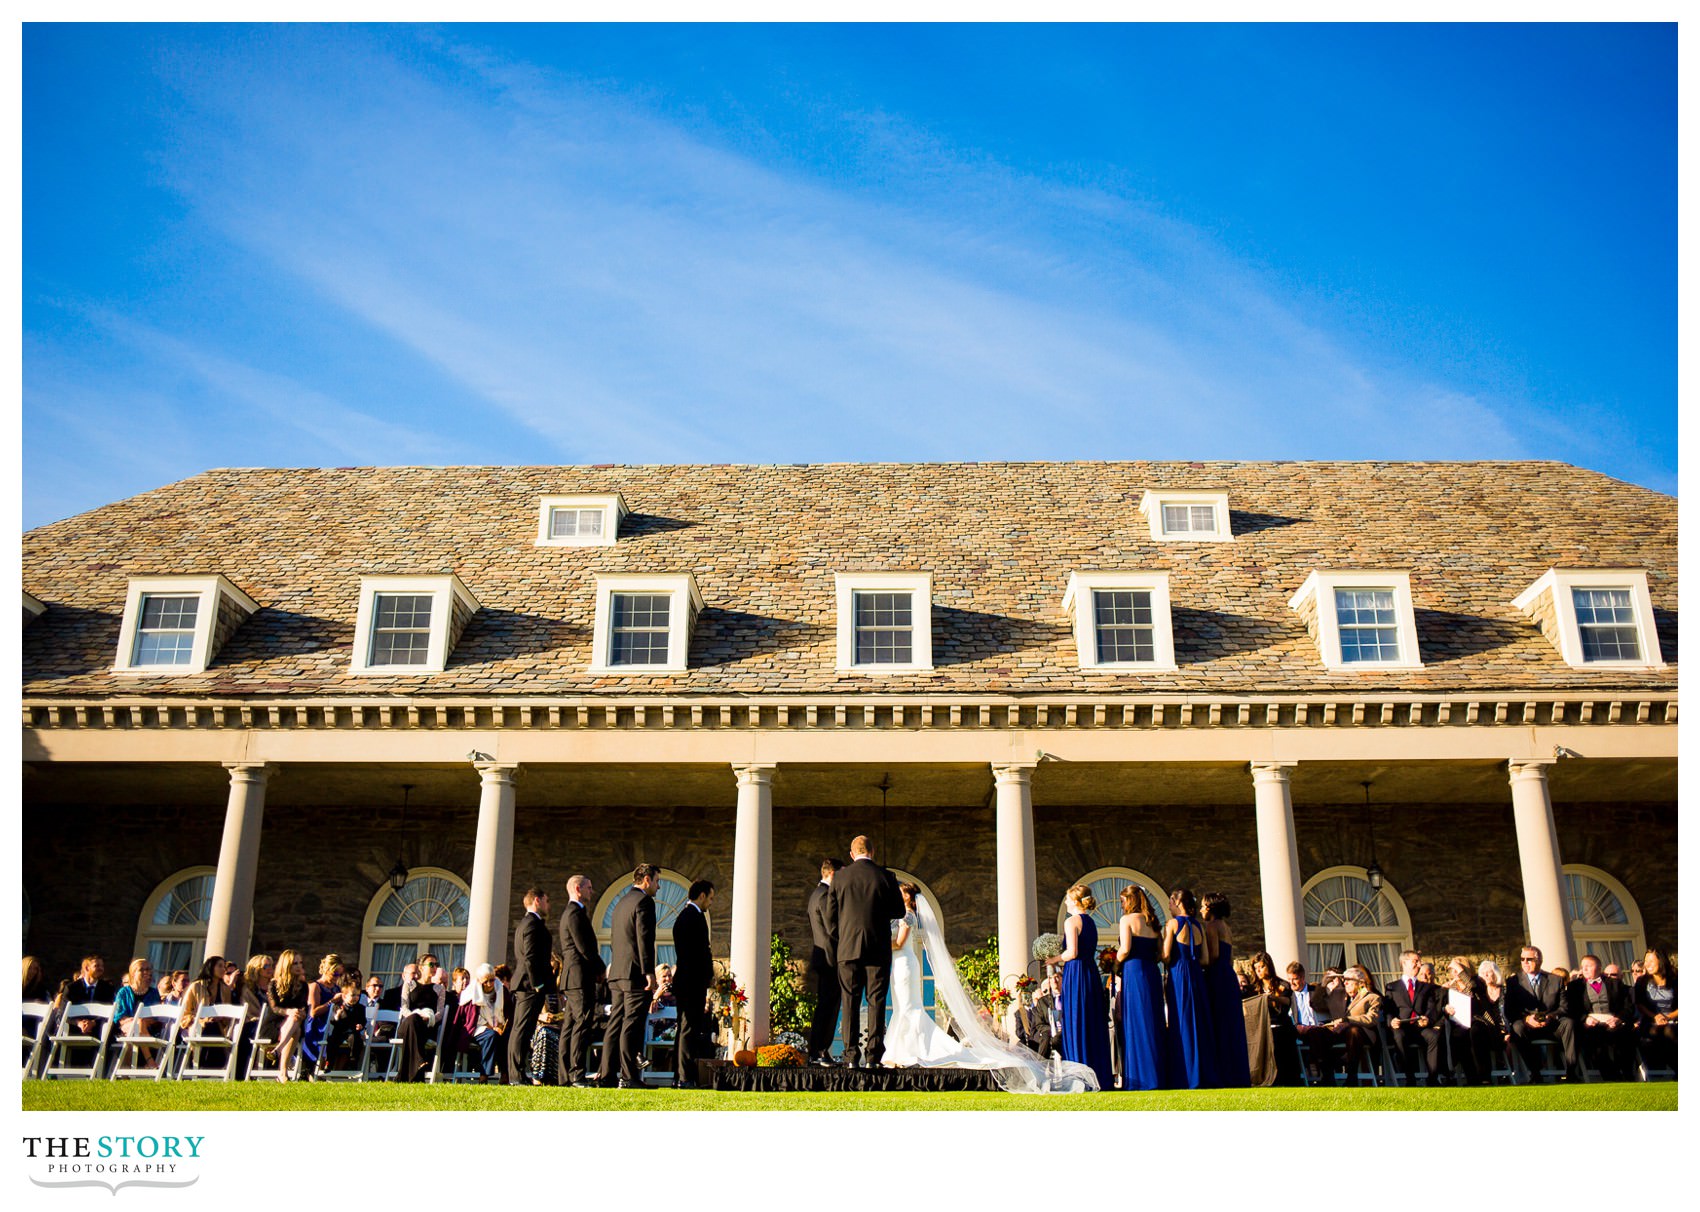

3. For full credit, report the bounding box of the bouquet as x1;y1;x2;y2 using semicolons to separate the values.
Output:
1032;933;1063;962
1098;946;1119;975
986;987;1013;1015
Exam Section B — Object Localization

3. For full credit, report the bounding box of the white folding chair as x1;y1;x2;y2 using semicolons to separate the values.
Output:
361;1009;402;1081
108;1006;181;1080
177;1004;248;1080
242;1005;306;1081
643;1006;679;1085
423;1007;457;1083
42;1003;117;1080
21;1000;55;1080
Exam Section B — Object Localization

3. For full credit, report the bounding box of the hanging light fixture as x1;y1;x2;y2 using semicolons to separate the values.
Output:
388;784;414;892
1361;780;1383;891
877;773;892;858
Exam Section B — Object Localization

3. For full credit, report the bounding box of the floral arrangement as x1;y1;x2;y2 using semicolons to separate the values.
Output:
755;1043;807;1068
985;987;1013;1014
1032;933;1063;962
775;1030;808;1051
711;969;747;1027
1098;946;1119;974
1014;974;1037;993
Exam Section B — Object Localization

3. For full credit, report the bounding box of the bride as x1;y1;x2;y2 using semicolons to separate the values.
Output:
882;882;1099;1093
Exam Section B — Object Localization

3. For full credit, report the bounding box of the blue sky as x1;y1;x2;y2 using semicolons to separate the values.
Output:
22;23;1676;529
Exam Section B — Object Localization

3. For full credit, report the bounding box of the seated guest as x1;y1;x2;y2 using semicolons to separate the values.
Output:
1439;956;1496;1085
66;955;116;1058
1633;947;1677;1075
1246;951;1296;1083
491;963;517;1083
235;955;273;1073
176;955;231;1033
158;971;188;1005
111;958;164;1069
321;975;367;1072
1285;961;1338;1083
304;953;345;1073
1567;953;1636;1080
1506;944;1578;1081
1384;949;1445;1083
1477;958;1511;1030
392;958;445;1082
22;956;49;1003
266;950;310;1081
1339;966;1382;1085
458;963;507;1082
650;964;676;1012
361;975;386;1015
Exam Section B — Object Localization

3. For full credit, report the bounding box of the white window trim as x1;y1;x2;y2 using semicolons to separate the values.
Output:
1301;866;1415;989
114;575;259;675
535;493;629;547
133;866;221;973
360;867;471;984
1289;569;1423;671
23;590;46;625
588;572;703;673
1511;568;1664;669
1061;572;1178;672
833;572;934;673
1137;490;1233;542
349;574;480;675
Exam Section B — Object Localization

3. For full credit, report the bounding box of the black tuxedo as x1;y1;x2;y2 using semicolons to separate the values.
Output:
597;885;657;1085
1566;974;1636;1079
671;901;712;1086
1383;975;1445;1079
806;880;842;1060
828;855;903;1065
1505;968;1578;1077
508;909;556;1084
556;899;605;1085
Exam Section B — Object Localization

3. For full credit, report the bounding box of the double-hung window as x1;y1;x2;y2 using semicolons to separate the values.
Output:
589;574;701;673
368;594;435;667
1571;589;1640;661
1063;572;1177;671
1512;569;1664;669
834;573;933;672
350;575;480;675
1333;588;1402;664
134;594;200;666
1289;571;1422;671
854;592;914;665
113;575;259;675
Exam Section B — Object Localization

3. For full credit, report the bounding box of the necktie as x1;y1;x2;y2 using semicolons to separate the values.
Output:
1407;979;1414;1003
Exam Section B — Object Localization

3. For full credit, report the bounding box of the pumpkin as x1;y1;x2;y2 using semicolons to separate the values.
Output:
733;1049;757;1067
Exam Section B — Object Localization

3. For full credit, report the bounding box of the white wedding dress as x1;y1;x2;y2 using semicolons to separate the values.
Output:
878;901;1100;1094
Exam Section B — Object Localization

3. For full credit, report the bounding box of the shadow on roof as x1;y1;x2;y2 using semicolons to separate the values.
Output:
692;609;822;668
931;605;1055;667
1171;606;1293;664
1229;510;1307;535
449;609;592;665
619;513;697;537
1411;608;1529;663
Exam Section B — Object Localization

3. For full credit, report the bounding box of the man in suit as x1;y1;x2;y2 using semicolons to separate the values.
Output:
66;954;116;1040
508;886;555;1086
1506;943;1579;1080
597;863;659;1088
556;873;604;1088
1384;948;1445;1082
670;879;715;1089
827;835;903;1069
1566;953;1637;1080
806;858;844;1066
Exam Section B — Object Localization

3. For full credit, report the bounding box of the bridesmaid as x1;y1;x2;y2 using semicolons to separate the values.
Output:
1114;884;1165;1090
1200;892;1252;1087
1051;884;1114;1090
1160;887;1217;1089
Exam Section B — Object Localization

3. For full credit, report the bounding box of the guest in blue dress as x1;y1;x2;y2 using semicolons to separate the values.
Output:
1052;884;1114;1090
302;953;347;1073
1161;887;1217;1089
1114;884;1165;1090
1201;892;1252;1087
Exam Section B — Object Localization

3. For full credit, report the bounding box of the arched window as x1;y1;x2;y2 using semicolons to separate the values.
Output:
134;867;217;974
361;868;470;989
1519;864;1644;971
1056;867;1171;940
594;869;696;973
1302;866;1414;990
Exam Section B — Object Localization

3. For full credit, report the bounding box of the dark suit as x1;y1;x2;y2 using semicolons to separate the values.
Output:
508;908;556;1083
1566;974;1636;1079
828;855;903;1066
806;880;842;1060
596;884;656;1085
1505;968;1578;1077
1383;975;1444;1080
556;899;605;1085
671;900;712;1086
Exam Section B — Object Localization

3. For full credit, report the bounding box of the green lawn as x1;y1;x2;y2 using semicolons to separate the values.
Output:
22;1080;1676;1112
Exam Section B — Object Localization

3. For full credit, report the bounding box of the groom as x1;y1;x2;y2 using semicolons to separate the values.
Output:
827;834;904;1068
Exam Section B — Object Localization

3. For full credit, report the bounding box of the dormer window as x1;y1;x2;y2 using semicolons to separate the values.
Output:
1289;570;1422;671
535;493;628;548
1062;572;1178;671
350;575;480;674
113;575;259;675
1512;569;1664;669
1138;490;1232;542
834;572;933;672
589;573;702;673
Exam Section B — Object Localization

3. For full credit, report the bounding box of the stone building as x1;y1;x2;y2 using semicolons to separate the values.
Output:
20;461;1676;1043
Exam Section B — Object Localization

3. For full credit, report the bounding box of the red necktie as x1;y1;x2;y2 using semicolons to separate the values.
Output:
1407;979;1415;1005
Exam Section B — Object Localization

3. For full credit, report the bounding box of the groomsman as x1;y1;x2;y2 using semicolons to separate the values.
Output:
597;864;659;1088
806;858;844;1065
828;835;903;1068
670;879;715;1089
557;874;603;1088
508;887;555;1086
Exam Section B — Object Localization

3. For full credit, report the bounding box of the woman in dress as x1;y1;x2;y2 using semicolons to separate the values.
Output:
1160;886;1216;1088
112;957;164;1070
176;955;230;1032
1114;884;1164;1090
1439;955;1495;1085
1247;949;1296;1084
267;949;310;1081
1200;892;1251;1087
1049;884;1113;1090
22;956;48;1003
1634;947;1677;1074
303;953;344;1073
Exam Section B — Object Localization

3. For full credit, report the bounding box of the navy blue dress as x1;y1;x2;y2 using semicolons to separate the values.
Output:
1162;915;1218;1089
1059;914;1114;1090
1206;937;1252;1087
1117;932;1165;1090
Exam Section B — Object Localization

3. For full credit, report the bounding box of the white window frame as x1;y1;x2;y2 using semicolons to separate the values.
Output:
349;574;480;675
535;493;628;547
360;867;471;988
1511;568;1664;669
114;575;259;675
24;590;46;626
1520;864;1645;971
1301;865;1415;991
133;866;222;974
1061;572;1178;672
588;573;702;673
1289;570;1423;671
833;572;934;673
1138;490;1233;542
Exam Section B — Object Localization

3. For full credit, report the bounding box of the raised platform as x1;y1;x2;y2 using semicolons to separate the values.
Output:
699;1059;1001;1092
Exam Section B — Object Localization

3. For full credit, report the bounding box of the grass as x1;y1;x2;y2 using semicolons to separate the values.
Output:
22;1080;1676;1112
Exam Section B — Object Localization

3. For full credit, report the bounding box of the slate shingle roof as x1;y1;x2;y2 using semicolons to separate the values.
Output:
20;461;1677;698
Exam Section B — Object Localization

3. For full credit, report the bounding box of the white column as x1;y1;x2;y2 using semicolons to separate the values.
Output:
1509;759;1572;969
1251;761;1305;971
730;763;775;1048
992;763;1039;986
204;762;271;961
463;762;520;972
